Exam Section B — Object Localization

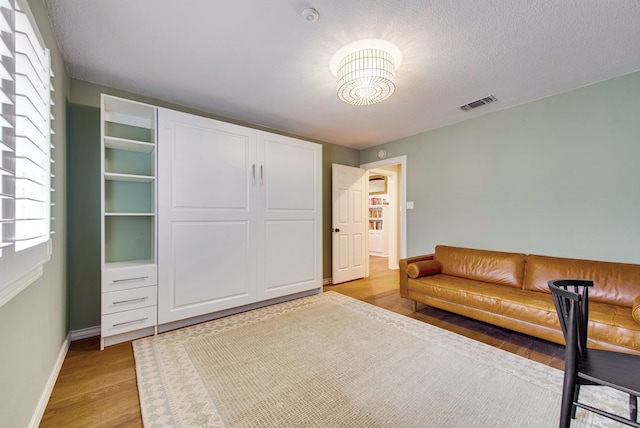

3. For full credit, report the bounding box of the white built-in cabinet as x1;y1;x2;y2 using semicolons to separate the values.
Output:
156;109;323;325
100;95;158;349
100;97;323;347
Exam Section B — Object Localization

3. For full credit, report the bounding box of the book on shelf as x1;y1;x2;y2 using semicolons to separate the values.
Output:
369;197;388;206
369;221;383;230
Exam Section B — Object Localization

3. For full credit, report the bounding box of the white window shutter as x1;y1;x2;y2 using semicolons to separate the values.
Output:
0;0;53;307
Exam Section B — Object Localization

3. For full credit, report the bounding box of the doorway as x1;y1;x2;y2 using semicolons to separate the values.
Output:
329;156;406;285
366;168;397;272
361;155;407;278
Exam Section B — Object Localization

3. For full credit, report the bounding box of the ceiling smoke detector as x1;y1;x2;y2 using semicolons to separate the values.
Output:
301;8;319;22
459;95;498;111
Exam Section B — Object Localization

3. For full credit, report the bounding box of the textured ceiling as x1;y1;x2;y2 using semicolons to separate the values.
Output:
44;0;640;149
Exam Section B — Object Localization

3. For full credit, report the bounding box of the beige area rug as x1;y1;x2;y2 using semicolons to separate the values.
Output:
133;291;629;428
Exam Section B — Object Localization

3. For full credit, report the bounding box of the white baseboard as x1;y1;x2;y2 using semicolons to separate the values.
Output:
70;326;100;341
28;332;71;428
323;278;332;285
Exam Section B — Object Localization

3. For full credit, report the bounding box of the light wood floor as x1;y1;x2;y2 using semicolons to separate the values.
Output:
40;256;564;427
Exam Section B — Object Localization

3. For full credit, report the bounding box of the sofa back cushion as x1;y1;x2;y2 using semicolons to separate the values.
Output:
524;254;640;307
434;245;526;288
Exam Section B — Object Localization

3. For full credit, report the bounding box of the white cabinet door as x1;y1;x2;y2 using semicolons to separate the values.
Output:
257;132;323;300
157;110;322;325
157;109;258;324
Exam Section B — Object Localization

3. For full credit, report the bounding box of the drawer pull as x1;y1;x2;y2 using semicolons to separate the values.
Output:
112;317;149;327
112;276;149;284
112;297;149;305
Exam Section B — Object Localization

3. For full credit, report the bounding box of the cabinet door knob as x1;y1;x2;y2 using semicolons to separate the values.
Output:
332;228;340;233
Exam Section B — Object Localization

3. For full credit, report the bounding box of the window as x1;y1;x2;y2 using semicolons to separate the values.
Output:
0;0;54;307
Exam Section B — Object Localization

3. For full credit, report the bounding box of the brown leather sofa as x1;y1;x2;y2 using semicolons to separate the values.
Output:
399;245;640;355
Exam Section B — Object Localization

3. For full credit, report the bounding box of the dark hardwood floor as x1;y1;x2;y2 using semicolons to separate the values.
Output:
40;256;564;427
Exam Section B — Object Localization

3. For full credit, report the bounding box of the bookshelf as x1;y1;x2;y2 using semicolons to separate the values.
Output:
100;94;158;349
369;196;389;256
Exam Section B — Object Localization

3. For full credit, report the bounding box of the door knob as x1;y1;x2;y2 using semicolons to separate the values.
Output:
332;228;340;232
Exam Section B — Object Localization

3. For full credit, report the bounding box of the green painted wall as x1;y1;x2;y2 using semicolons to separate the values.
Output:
360;71;640;264
67;104;101;330
66;81;360;330
0;1;69;427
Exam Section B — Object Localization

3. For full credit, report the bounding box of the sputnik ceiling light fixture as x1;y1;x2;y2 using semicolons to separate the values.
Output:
331;39;402;106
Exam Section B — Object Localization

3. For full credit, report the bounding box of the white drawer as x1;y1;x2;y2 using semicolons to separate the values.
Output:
102;285;157;315
102;305;157;337
102;264;157;292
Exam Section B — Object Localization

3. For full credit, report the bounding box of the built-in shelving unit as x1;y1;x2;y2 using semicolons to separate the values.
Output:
100;94;158;349
369;196;389;256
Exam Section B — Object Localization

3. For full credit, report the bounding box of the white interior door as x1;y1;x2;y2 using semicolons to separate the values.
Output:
332;164;366;284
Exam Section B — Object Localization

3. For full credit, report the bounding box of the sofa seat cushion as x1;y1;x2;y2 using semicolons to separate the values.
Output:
412;275;554;323
492;290;640;347
497;290;558;329
411;274;505;313
588;301;640;351
434;245;526;288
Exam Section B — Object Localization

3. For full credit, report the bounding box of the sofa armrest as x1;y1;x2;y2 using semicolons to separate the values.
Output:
633;296;640;325
399;254;434;298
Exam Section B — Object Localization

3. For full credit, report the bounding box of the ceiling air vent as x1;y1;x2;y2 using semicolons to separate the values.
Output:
459;95;498;112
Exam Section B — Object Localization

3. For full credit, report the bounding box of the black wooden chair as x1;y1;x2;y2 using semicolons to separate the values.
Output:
548;279;640;427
